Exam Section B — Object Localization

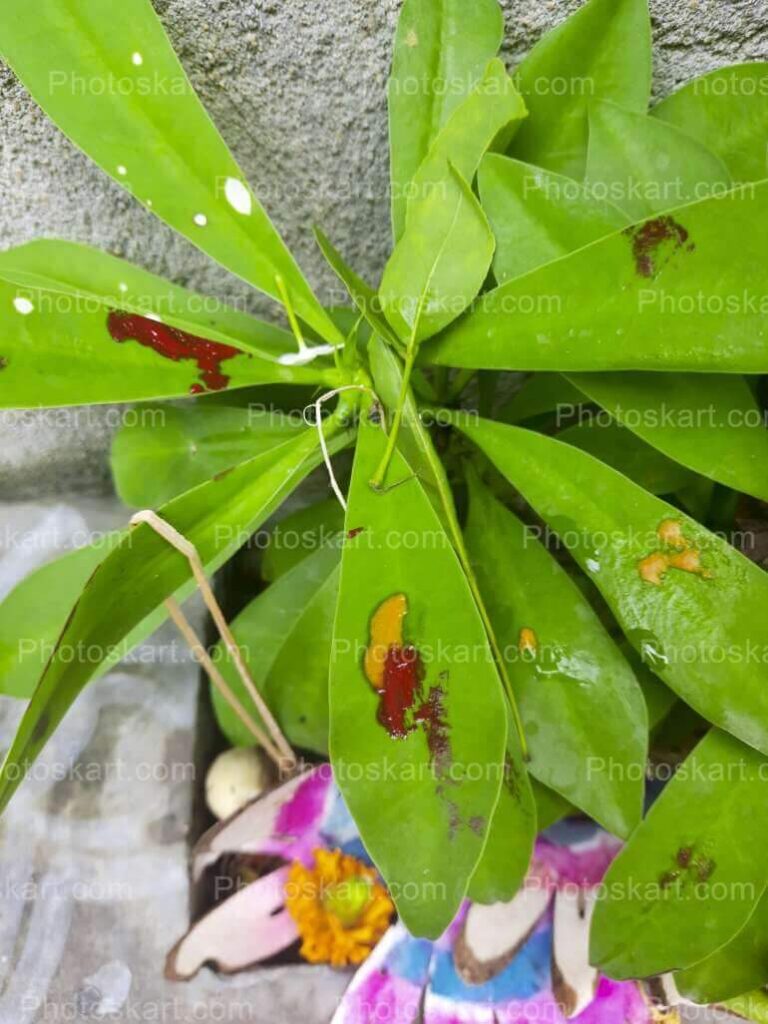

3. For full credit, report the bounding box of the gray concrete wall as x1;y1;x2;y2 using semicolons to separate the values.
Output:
1;0;767;496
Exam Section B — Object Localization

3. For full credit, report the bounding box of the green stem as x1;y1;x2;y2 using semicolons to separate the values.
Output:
370;344;417;489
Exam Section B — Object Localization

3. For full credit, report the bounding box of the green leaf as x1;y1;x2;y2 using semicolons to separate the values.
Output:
110;402;303;508
0;426;352;815
590;729;768;978
0;538;112;698
212;543;341;755
405;59;527;229
0;1;339;343
426;183;768;372
387;0;503;240
467;702;537;904
531;779;573;831
478;154;627;283
330;414;530;937
0;247;339;408
313;228;400;348
380;165;494;345
652;64;768;184
0;241;296;358
510;0;651;179
497;373;586;424
585;101;732;221
568;372;768;503
676;890;768;1004
261;499;345;583
557;421;695;494
455;416;768;758
724;989;768;1024
465;469;646;837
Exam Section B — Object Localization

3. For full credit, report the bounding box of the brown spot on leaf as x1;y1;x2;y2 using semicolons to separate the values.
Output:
659;870;680;889
0;357;8;371
676;846;693;868
625;216;693;278
347;526;365;539
212;466;235;483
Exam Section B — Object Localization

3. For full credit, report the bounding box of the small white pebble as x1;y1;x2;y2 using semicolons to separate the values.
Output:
205;747;270;820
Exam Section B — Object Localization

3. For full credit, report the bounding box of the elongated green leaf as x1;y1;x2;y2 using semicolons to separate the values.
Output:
467;702;537;904
0;537;174;700
497;373;585;424
590;729;768;978
559;416;689;494
0;241;296;358
110;402;303;508
388;0;503;240
653;64;768;184
0;1;339;343
313;229;400;348
405;59;526;227
0;427;352;814
531;779;572;831
510;0;651;179
212;544;340;755
261;499;345;583
0;253;339;407
380;165;494;345
330;415;531;937
676;890;768;1004
585;101;731;221
474;156;768;498
479;154;627;283
0;538;112;699
558;421;694;495
426;183;768;372
456;417;768;757
465;470;646;837
724;989;768;1024
568;373;768;502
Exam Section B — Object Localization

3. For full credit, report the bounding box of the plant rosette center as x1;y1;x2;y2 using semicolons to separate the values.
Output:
285;849;394;967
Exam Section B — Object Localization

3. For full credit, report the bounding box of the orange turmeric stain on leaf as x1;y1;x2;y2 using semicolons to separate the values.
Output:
657;519;687;550
364;593;407;689
638;519;712;584
639;552;669;586
518;627;538;658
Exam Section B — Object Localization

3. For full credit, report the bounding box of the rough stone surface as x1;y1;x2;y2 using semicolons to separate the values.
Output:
1;0;767;495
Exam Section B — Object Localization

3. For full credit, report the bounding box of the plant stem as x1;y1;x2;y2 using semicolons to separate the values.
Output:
370;344;417;488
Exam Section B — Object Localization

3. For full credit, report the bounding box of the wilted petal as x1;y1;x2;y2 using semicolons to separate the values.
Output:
192;765;332;880
165;867;297;980
551;888;598;1018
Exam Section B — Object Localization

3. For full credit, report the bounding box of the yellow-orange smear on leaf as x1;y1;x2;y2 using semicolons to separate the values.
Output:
519;627;538;657
639;552;670;586
638;519;712;584
364;593;407;688
658;519;687;549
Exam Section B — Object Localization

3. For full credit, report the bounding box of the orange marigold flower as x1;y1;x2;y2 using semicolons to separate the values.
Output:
285;848;395;967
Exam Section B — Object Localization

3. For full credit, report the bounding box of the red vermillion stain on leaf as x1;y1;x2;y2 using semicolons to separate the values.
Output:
624;216;694;278
107;311;243;394
378;645;424;739
347;526;365;539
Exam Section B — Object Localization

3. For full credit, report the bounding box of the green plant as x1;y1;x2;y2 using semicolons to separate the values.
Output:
1;0;768;1004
